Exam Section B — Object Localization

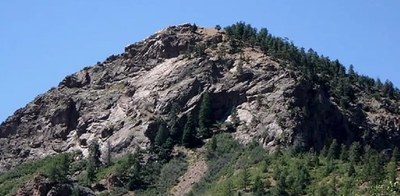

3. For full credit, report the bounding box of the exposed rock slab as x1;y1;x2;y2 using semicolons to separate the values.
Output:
1;24;400;172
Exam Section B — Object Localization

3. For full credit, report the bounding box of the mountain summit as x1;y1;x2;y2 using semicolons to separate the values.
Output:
1;23;400;195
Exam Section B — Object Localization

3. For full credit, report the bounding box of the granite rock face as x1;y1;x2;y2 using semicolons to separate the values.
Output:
1;24;400;171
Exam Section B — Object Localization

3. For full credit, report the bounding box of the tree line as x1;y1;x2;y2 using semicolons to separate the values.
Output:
223;22;400;108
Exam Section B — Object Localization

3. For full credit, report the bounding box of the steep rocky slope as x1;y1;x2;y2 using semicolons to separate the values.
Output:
1;23;400;175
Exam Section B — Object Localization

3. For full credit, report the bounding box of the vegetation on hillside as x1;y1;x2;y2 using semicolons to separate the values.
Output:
190;133;400;195
2;133;400;195
0;153;73;195
1;22;400;195
224;21;400;105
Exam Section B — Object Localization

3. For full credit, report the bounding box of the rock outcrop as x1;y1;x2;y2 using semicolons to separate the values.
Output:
16;174;94;196
1;23;400;172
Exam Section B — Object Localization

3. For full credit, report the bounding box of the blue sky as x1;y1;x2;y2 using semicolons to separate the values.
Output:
1;0;399;122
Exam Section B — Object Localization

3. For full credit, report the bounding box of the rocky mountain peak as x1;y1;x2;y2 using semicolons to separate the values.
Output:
1;23;400;175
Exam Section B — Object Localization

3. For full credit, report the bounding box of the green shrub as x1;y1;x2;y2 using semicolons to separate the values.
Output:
0;153;72;195
152;155;188;193
45;153;71;183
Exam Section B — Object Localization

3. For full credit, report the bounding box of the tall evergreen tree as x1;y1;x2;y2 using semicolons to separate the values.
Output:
325;157;335;175
327;139;339;159
291;164;310;195
252;175;265;195
155;123;169;146
362;147;384;184
349;142;361;164
392;147;399;162
88;139;101;168
192;23;198;32
126;151;142;190
385;157;397;182
386;149;399;182
383;80;394;98
348;162;356;177
339;144;348;161
310;154;320;167
168;103;181;140
86;160;96;184
320;145;328;157
348;64;356;82
210;136;217;151
376;78;383;89
239;166;250;190
46;154;70;183
182;114;196;147
273;172;288;196
198;92;212;138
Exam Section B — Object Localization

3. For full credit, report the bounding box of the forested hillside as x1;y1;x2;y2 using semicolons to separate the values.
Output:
1;23;400;195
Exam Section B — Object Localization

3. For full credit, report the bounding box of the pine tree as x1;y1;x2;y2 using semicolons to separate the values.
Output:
88;139;101;168
182;114;196;147
292;165;310;195
386;150;398;182
154;123;169;146
349;142;361;164
273;173;288;196
47;154;70;183
168;103;180;140
84;140;101;185
348;162;356;177
385;158;397;182
348;64;356;82
383;80;394;98
131;150;142;176
86;160;96;184
376;78;383;89
342;177;354;195
320;145;328;157
392;147;399;162
311;154;320;167
339;144;348;161
157;137;174;161
327;139;339;159
325;158;335;175
240;166;250;190
192;23;198;32
362;147;384;184
252;175;265;195
210;136;217;152
115;151;140;180
198;92;212;138
60;154;70;177
126;150;142;190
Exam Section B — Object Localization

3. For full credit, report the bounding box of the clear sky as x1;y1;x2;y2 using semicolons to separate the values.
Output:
1;0;399;122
